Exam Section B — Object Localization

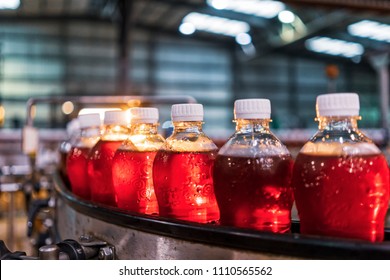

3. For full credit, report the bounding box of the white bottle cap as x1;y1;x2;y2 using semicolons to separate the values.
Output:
78;113;101;129
129;107;159;124
316;93;360;117
234;99;271;119
103;110;128;126
171;104;203;122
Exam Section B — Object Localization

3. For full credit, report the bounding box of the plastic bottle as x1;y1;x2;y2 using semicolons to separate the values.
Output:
59;118;80;185
213;99;294;233
112;107;164;214
153;104;220;223
66;113;101;200
292;93;389;242
88;110;129;207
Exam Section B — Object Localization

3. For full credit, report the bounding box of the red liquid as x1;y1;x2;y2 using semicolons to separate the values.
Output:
59;150;71;187
213;155;294;233
88;140;123;207
292;153;390;242
67;146;91;200
112;150;158;214
153;151;220;223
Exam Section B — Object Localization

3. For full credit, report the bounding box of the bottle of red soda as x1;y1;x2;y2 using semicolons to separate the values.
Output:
112;107;164;215
66;113;101;200
153;104;220;223
213;99;294;233
88;110;129;207
292;93;390;242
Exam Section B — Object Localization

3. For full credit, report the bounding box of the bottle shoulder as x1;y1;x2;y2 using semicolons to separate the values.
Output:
217;130;290;157
299;141;382;156
73;136;100;148
311;127;372;143
300;129;381;156
119;134;165;152
161;131;217;152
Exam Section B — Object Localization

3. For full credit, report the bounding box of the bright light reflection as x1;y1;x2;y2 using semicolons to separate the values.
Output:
208;0;227;10
196;197;204;205
179;22;196;35
62;101;74;115
0;105;4;126
207;0;285;19
0;0;20;9
181;12;250;37
348;20;390;43
305;36;364;58
235;33;252;45
278;10;295;24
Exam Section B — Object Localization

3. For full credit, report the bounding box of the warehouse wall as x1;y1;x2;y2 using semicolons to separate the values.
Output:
0;21;380;134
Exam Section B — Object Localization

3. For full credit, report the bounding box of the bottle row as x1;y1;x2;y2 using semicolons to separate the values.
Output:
61;93;389;243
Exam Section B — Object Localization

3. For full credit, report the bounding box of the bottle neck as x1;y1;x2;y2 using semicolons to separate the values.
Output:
235;119;271;133
131;123;158;135
101;124;129;140
173;121;203;133
317;116;359;131
80;126;101;138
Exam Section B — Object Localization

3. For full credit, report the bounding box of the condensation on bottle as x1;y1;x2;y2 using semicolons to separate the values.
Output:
153;104;220;223
112;107;164;215
291;93;390;242
213;99;294;233
88;110;130;207
67;113;101;200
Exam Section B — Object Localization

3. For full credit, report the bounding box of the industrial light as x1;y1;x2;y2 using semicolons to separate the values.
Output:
235;33;252;45
0;105;4;127
207;0;285;19
62;101;75;115
179;22;196;35
0;0;20;9
181;12;250;37
305;37;364;58
208;0;228;10
278;10;295;24
348;20;390;43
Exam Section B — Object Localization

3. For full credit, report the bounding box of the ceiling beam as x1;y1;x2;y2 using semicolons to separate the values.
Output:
0;14;114;23
134;22;235;48
249;10;355;62
134;0;270;28
281;0;390;13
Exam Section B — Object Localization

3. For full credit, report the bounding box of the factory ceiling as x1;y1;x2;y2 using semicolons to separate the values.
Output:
0;0;389;65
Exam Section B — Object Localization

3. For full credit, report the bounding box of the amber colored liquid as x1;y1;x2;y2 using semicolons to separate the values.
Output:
213;155;294;233
67;146;91;200
153;151;220;223
88;140;123;207
112;150;158;214
292;153;390;242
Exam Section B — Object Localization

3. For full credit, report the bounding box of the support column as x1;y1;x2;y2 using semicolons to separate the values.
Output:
288;57;298;127
147;32;157;96
230;45;240;126
117;0;133;95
